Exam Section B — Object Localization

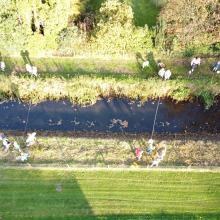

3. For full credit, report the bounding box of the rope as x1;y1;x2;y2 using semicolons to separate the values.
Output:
150;97;161;139
23;102;32;135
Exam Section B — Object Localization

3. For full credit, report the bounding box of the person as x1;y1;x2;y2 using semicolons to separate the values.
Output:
16;152;29;162
135;147;143;161
142;60;149;69
26;132;37;147
150;158;160;167
158;61;166;69
13;141;22;153
157;146;167;160
2;138;11;152
158;68;166;79
0;133;6;141
212;61;220;73
25;64;38;76
146;139;155;155
0;61;5;71
189;57;201;74
164;70;172;80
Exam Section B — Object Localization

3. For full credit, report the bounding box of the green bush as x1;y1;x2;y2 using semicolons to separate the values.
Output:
57;26;88;56
198;91;215;109
91;0;153;55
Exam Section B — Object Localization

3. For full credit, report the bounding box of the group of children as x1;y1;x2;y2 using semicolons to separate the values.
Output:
0;132;37;162
142;60;172;80
142;56;220;78
135;139;167;167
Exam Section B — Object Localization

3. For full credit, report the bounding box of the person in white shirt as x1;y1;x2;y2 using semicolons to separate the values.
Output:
0;61;5;71
189;57;201;74
142;60;149;69
26;132;37;147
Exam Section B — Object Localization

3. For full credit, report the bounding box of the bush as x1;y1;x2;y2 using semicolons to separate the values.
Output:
91;0;153;55
198;91;215;109
57;26;89;56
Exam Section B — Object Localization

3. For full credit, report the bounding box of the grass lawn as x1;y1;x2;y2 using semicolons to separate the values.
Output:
0;56;220;107
0;168;219;220
0;133;219;167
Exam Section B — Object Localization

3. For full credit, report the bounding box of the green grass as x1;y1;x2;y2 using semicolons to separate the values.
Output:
0;168;219;220
0;56;220;107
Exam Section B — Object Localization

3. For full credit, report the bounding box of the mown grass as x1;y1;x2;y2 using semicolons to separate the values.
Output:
0;57;220;107
0;133;219;167
0;168;219;220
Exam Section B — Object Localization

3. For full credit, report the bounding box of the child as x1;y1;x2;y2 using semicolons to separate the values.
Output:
212;61;220;73
146;139;155;155
26;132;37;147
135;147;143;161
189;57;201;74
142;60;150;69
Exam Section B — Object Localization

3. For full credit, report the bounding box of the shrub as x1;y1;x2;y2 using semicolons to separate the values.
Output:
198;91;215;109
91;0;153;55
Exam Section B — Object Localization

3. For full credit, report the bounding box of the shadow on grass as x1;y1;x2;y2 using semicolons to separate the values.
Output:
20;50;32;65
3;56;141;81
0;169;97;220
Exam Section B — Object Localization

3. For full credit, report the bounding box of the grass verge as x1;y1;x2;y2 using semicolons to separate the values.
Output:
0;57;220;107
0;168;219;220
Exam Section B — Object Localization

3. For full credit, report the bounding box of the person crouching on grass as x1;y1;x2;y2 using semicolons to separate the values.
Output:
189;57;201;75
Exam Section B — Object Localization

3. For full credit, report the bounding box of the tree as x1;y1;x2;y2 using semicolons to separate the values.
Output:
92;0;153;54
159;0;220;51
0;0;86;55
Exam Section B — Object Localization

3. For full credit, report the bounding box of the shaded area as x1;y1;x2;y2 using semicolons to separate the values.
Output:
0;169;96;220
130;0;164;27
0;99;219;133
85;0;104;12
2;56;138;80
85;0;164;28
20;50;32;65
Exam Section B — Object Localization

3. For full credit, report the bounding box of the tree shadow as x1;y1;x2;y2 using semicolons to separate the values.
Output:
0;169;97;219
131;0;165;28
10;82;21;101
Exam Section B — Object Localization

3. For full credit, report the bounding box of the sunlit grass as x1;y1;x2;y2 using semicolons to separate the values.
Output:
0;168;219;220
